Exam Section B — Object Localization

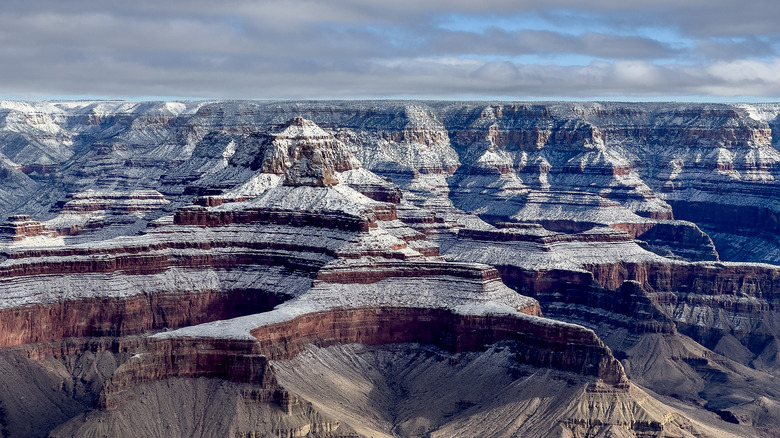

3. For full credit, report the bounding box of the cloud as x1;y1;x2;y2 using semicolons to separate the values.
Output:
1;1;779;100
411;29;678;60
695;37;775;61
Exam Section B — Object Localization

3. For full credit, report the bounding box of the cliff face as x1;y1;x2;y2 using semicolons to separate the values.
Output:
3;101;777;259
0;102;779;437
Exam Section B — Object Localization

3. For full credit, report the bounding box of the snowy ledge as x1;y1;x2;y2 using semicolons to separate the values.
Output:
153;275;551;341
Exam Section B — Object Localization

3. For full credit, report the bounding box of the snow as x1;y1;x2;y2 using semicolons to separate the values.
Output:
0;255;318;310
2;99;780;351
336;168;393;187
235;184;388;218
445;225;666;271
736;103;780;123
221;173;283;198
500;191;646;225
3;235;66;249
154;268;539;341
275;117;333;139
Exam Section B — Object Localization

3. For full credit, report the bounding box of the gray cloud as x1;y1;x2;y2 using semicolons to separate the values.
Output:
1;1;780;100
411;29;678;59
695;37;776;61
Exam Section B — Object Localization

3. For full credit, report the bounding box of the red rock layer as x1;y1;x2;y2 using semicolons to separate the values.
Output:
19;163;57;175
497;265;676;334
0;215;58;240
344;184;403;203
459;227;633;244
496;257;780;339
98;306;627;409
192;196;251;207
0;240;327;278
174;205;396;230
60;191;169;214
249;307;625;383
315;260;503;284
0;289;288;349
450;121;600;152
98;337;280;410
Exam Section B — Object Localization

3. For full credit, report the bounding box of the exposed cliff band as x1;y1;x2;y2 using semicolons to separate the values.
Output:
0;105;778;436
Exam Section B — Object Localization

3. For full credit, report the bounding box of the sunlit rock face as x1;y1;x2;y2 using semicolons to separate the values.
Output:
1;101;780;437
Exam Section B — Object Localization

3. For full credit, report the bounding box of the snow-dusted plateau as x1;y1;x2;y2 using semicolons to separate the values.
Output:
1;100;780;437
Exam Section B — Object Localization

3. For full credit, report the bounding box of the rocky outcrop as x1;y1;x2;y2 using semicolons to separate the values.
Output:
2;102;780;436
36;190;171;239
56;190;168;213
434;103;780;264
0;215;57;241
446;221;780;372
97;305;625;412
98;337;277;410
249;307;624;384
0;289;288;348
271;343;744;438
275;117;359;186
2;100;774;261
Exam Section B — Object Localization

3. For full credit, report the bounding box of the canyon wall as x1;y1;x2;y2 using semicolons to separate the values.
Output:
1;101;779;437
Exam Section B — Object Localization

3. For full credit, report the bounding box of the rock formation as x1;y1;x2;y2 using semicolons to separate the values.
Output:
0;101;780;437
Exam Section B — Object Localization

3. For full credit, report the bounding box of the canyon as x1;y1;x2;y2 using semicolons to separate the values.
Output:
1;101;780;436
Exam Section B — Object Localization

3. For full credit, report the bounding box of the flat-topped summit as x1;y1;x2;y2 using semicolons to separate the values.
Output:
0;214;58;241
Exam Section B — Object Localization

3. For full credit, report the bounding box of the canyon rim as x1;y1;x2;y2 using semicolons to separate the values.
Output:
0;100;779;437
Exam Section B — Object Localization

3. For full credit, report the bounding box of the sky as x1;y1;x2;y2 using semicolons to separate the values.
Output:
2;0;780;102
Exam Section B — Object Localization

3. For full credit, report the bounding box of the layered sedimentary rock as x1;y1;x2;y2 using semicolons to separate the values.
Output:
270;343;744;438
0;215;58;242
445;221;780;432
1;102;780;436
